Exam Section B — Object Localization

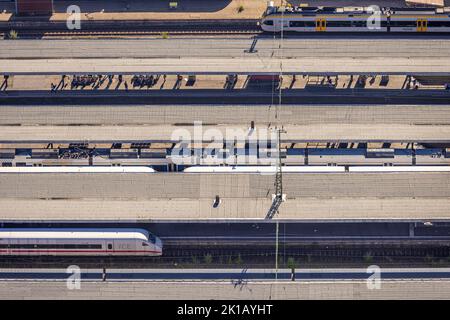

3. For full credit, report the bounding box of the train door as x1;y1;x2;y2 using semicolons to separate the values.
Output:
106;242;113;254
422;19;428;32
315;18;326;32
417;19;428;32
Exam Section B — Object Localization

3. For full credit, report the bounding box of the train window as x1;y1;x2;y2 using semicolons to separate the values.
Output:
428;21;450;27
390;21;416;27
289;21;315;27
142;242;149;247
107;244;113;250
263;20;274;26
348;20;388;28
350;21;367;27
326;21;352;27
0;244;103;249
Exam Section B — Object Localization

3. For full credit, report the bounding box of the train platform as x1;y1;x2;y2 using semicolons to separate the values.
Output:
7;172;449;199
0;198;449;221
2;73;447;106
0;124;448;143
1;268;450;281
4;38;449;61
3;56;450;76
2;38;450;76
0;172;449;221
1;74;416;91
0;279;449;299
1;104;449;126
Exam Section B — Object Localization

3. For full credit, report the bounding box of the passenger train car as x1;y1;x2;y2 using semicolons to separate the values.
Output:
183;166;345;173
0;166;156;173
0;228;163;256
183;165;450;174
261;5;450;33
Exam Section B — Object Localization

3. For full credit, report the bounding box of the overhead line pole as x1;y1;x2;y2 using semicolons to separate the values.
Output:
268;1;287;293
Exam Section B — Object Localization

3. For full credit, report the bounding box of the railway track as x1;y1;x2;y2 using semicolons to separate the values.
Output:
0;19;261;38
2;18;450;38
40;30;260;38
2;29;261;38
1;243;448;269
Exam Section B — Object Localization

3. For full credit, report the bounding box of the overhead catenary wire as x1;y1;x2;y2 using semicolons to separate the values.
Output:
273;0;286;291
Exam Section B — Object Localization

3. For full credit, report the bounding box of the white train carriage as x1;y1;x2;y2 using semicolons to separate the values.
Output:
0;228;163;256
349;166;450;172
390;14;450;32
183;166;345;173
261;6;387;33
261;6;450;33
389;7;450;32
183;165;450;174
0;166;156;173
262;15;388;33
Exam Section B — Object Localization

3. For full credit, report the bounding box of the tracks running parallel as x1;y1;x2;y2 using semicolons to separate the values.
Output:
0;19;261;38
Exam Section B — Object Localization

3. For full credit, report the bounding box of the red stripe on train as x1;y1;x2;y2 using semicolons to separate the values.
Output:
0;249;162;254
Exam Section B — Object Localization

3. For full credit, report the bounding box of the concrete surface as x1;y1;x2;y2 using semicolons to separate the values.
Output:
3;56;449;76
0;198;449;220
4;38;450;60
0;124;448;142
0;280;449;299
0;172;449;220
1;172;448;198
1;104;449;125
2;38;450;75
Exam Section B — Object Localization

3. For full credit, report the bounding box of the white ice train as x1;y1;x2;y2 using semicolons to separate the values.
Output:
183;166;450;173
261;6;450;33
1;165;449;174
0;228;163;256
183;166;345;173
349;166;450;172
0;166;156;173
